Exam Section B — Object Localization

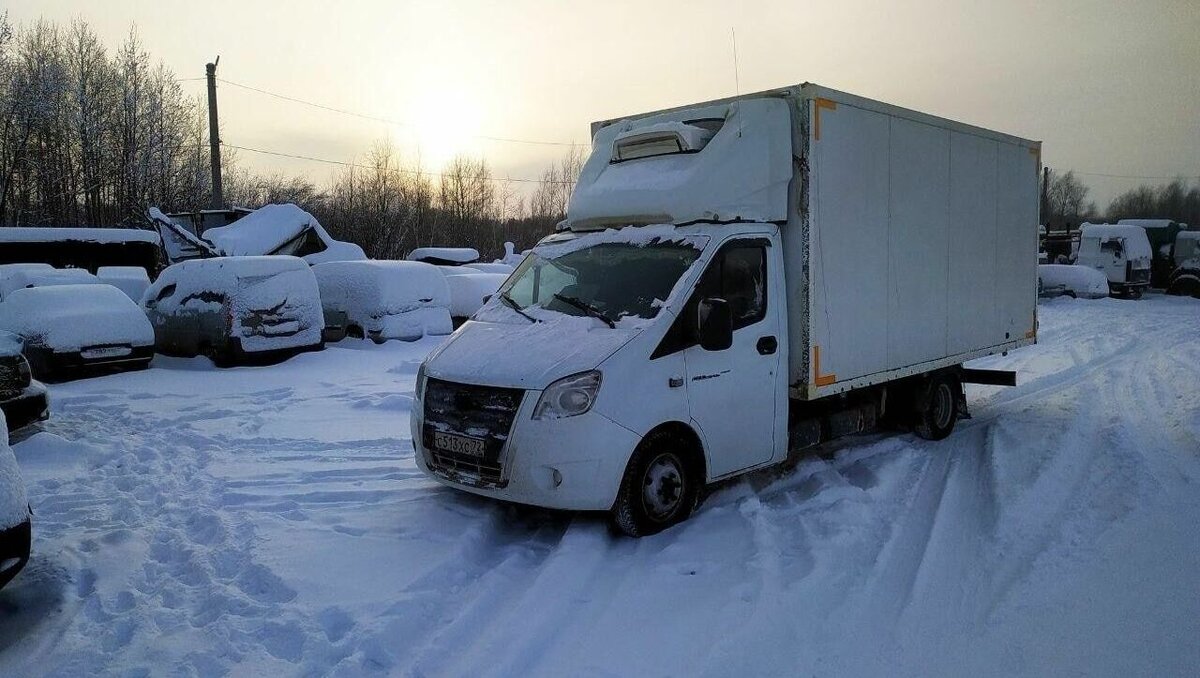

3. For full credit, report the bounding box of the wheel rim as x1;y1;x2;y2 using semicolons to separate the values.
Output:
932;382;954;429
642;452;685;522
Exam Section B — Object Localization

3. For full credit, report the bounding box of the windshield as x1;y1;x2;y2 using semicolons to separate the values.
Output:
500;240;702;324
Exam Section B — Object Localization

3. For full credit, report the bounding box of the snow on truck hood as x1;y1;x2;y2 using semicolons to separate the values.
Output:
423;311;638;390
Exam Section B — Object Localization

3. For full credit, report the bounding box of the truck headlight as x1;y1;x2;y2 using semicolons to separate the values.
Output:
533;371;602;420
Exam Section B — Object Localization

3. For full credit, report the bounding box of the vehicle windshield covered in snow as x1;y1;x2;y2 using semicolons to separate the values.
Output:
500;238;702;324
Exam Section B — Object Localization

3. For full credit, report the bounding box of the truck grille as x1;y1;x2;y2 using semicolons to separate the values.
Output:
422;378;523;487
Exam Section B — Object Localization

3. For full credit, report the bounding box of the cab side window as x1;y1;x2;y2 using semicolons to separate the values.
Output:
720;246;767;329
651;239;768;359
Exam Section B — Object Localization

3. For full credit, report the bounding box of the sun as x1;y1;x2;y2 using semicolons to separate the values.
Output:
406;87;483;171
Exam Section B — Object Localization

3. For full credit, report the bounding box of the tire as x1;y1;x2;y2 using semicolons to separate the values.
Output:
611;431;701;537
913;371;960;441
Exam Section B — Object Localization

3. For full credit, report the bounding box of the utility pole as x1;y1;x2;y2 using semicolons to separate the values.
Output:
206;57;223;209
1040;165;1050;228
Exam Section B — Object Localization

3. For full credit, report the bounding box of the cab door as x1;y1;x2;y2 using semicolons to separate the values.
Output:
682;237;782;478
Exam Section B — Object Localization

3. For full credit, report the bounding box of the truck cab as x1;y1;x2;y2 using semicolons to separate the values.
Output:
413;83;1038;535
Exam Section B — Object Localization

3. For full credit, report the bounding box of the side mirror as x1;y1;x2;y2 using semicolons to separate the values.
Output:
696;297;733;351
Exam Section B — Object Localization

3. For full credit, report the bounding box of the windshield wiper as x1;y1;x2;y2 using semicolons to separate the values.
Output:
499;292;538;323
553;293;616;328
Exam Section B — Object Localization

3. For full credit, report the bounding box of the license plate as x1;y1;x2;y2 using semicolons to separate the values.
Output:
81;345;131;360
432;431;486;457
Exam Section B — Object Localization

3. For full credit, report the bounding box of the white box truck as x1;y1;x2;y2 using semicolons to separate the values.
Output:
412;83;1040;535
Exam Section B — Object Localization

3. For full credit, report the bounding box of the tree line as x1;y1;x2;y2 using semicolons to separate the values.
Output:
0;14;583;258
1041;170;1198;229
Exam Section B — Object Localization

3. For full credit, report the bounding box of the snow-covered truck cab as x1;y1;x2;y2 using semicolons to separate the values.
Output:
1077;224;1153;298
414;84;1040;536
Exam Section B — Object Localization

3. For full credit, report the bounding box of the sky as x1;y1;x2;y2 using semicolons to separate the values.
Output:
11;0;1200;208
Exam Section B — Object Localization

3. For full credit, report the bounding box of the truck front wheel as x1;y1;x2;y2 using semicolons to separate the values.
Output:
611;431;700;537
913;371;960;441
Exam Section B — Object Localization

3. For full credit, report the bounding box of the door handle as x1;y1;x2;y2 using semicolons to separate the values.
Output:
756;336;778;355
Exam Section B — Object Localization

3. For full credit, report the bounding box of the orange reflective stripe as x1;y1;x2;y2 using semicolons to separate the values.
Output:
813;98;838;141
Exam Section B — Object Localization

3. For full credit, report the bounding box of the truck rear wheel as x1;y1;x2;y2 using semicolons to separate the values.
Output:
611;431;700;537
913;371;960;441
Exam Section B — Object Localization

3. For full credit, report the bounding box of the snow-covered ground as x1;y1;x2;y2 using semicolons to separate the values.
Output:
0;295;1197;677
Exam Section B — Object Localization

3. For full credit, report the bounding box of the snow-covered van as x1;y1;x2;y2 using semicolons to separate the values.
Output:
0;284;155;381
312;260;453;342
0;410;31;591
143;256;323;365
1077;223;1152;298
413;84;1040;535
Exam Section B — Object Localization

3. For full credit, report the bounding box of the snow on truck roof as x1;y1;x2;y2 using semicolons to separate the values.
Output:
0;227;160;245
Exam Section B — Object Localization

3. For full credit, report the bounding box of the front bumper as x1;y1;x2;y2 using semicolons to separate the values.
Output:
1;381;49;433
0;517;31;591
412;394;641;512
28;344;154;380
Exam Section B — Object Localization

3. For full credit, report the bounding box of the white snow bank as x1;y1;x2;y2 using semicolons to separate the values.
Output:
0;227;159;245
202;204;366;264
96;266;151;302
313;260;452;341
407;247;479;265
0;284;154;352
462;262;514;275
0;267;101;300
145;256;323;353
1038;264;1109;298
446;273;507;318
0;411;28;530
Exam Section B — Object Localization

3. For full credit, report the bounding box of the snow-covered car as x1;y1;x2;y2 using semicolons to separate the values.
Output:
0;266;101;301
0;264;53;300
462;262;515;275
1037;264;1110;299
0;284;155;381
143;256;324;365
0;410;31;591
97;266;151;302
312;260;452;343
1077;223;1152;298
446;273;508;324
1166;231;1200;298
407;247;480;266
0;332;48;434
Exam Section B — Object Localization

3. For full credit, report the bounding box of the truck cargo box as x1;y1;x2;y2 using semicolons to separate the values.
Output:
581;83;1040;400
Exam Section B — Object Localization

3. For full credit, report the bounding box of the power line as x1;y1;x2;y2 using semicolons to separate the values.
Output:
1072;170;1198;181
216;78;581;148
221;142;574;185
